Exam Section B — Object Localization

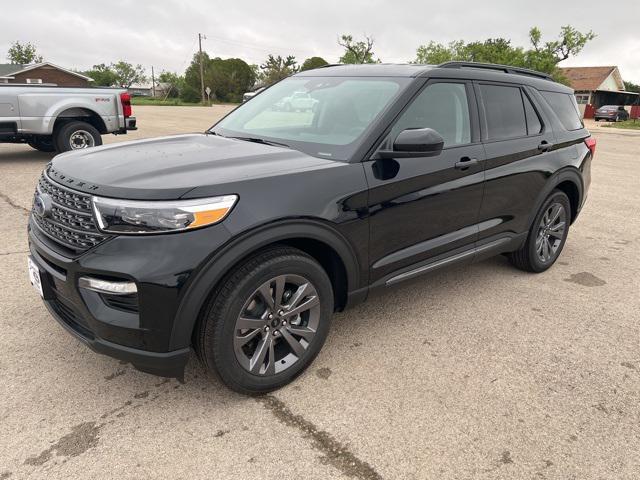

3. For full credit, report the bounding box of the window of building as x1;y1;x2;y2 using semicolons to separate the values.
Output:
575;94;590;105
26;78;43;84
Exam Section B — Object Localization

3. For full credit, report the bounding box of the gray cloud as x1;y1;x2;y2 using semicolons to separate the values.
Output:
2;0;639;82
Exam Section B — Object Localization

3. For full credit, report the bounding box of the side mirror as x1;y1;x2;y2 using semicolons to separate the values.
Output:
377;128;444;159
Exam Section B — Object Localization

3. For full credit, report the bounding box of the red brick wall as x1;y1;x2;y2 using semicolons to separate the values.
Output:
11;66;90;87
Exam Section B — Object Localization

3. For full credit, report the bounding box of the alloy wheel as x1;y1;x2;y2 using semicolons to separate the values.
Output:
535;202;566;263
233;274;320;376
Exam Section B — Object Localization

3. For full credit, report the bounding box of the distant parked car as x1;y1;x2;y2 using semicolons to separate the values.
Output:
278;91;318;112
242;87;265;103
594;105;629;122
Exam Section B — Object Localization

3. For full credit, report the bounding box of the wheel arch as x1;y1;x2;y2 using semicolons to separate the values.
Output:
527;167;584;230
169;219;362;350
53;107;108;134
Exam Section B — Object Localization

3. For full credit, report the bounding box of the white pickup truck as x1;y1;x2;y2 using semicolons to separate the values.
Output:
0;84;137;153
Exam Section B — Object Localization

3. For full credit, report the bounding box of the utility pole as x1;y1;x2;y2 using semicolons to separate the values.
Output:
151;66;156;97
198;33;206;105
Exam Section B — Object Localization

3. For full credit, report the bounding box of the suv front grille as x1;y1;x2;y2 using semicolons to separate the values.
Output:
32;172;108;253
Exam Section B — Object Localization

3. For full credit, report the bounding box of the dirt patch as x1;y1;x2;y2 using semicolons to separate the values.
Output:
258;395;382;480
500;450;514;465
316;367;332;380
24;422;102;466
564;272;606;287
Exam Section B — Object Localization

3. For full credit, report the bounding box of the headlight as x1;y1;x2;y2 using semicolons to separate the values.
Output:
92;195;238;234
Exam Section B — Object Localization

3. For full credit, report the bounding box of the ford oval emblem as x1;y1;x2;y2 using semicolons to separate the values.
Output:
33;193;52;218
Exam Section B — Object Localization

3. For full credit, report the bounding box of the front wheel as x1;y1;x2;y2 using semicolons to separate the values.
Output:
196;246;333;394
508;190;571;273
54;121;102;153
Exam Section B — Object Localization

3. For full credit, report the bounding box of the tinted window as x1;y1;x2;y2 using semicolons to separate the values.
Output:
389;82;471;147
214;76;409;161
523;93;542;135
541;91;583;131
480;84;527;140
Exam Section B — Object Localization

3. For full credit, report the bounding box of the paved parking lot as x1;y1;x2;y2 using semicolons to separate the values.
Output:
1;106;639;480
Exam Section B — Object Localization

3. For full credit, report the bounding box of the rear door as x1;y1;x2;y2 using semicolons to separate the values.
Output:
474;81;555;244
365;79;486;284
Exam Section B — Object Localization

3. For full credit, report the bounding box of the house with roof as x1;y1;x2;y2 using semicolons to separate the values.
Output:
0;62;93;87
559;66;638;118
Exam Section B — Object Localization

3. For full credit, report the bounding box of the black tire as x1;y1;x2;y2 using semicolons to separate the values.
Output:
28;135;56;152
196;246;333;394
508;190;571;273
594;118;599;122
54;121;102;153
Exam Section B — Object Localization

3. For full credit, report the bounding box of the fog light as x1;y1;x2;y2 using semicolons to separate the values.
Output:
78;276;137;295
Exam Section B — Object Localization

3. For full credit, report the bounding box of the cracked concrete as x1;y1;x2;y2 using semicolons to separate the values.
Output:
1;106;639;479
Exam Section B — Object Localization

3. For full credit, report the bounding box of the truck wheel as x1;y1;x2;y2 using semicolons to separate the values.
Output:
55;121;102;152
28;136;56;153
196;246;333;394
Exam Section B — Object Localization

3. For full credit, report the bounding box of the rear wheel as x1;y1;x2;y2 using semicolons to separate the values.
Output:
28;135;56;152
196;246;333;394
54;121;102;153
508;190;571;273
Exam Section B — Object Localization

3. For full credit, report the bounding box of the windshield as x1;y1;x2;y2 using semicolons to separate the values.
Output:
212;76;410;161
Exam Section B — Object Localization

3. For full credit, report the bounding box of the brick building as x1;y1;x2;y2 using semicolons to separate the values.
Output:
0;62;93;87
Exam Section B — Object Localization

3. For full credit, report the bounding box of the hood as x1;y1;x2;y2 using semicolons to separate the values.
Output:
49;134;340;200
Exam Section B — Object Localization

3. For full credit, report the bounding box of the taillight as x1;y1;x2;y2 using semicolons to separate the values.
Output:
120;92;132;118
585;137;596;158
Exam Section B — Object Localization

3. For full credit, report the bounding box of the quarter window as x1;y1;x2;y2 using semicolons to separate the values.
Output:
389;82;471;148
541;91;583;131
480;84;527;140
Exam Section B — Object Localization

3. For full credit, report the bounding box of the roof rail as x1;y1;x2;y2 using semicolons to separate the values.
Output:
438;61;553;81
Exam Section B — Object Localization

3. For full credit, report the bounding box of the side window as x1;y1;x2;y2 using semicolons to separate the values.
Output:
540;91;583;131
479;84;527;140
523;93;542;135
389;82;471;148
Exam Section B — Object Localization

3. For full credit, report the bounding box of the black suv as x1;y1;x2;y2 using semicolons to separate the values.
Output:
28;62;594;394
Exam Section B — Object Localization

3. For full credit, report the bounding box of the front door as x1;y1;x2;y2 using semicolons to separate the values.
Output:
364;80;486;284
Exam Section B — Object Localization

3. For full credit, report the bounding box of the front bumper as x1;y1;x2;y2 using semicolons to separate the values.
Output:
28;215;232;378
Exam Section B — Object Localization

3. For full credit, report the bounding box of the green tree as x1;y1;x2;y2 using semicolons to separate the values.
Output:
260;54;298;84
82;64;117;87
183;53;257;103
414;26;595;83
7;41;43;64
300;56;329;71
338;35;378;64
623;81;640;93
111;61;146;88
158;71;184;98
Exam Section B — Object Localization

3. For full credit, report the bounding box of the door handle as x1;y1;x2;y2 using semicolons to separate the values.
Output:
538;141;554;152
454;157;479;170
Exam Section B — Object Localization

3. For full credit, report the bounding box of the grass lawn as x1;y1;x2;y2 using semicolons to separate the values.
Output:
130;97;201;107
602;119;640;130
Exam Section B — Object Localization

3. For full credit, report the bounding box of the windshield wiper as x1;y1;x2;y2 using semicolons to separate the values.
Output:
227;136;291;149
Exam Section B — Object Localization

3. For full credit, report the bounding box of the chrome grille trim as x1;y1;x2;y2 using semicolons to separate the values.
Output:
32;171;108;253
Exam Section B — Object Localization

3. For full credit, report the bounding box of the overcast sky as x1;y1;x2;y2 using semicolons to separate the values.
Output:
2;0;639;83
